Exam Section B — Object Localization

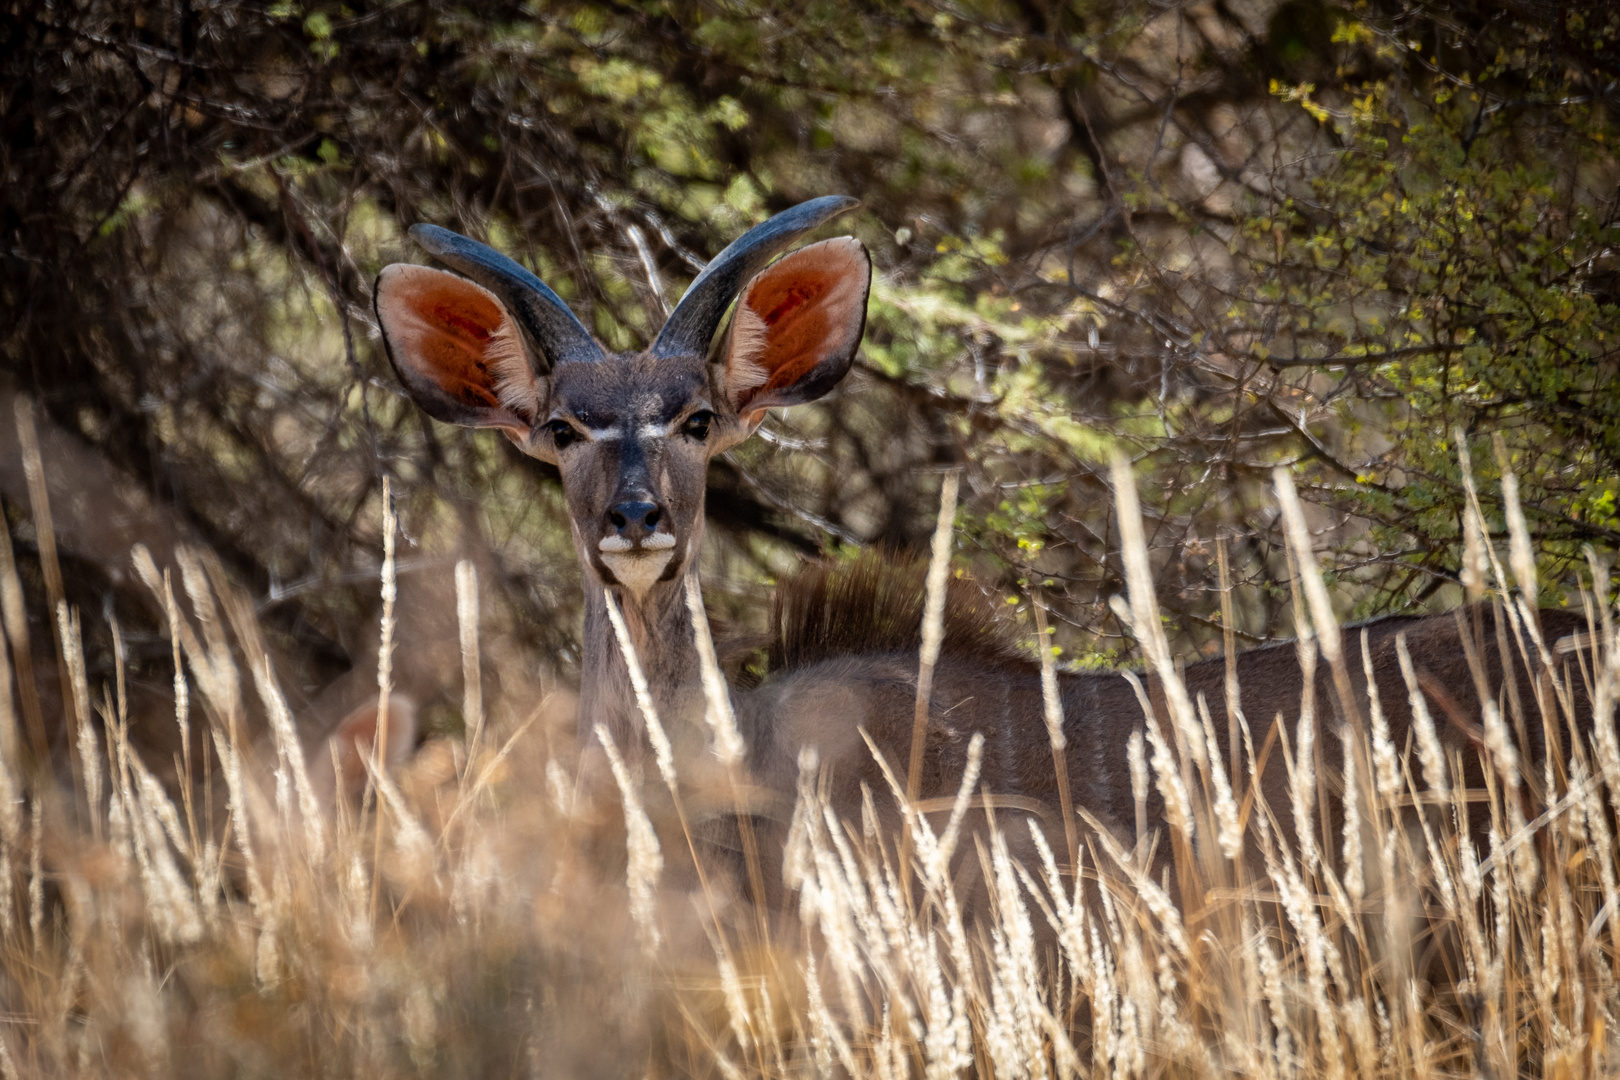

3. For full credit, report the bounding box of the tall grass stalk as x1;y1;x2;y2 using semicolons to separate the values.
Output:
904;468;961;885
454;560;484;777
369;476;399;921
15;400;70;774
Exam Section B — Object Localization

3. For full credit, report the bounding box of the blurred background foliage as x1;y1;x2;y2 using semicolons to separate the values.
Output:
1;0;1617;747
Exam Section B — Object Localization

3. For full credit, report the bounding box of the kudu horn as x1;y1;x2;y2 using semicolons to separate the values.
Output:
650;194;860;360
408;223;605;370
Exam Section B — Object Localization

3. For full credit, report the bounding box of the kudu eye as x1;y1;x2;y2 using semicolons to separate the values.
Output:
547;419;578;451
683;410;714;442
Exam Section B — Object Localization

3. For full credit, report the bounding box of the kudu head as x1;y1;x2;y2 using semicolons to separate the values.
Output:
374;197;870;604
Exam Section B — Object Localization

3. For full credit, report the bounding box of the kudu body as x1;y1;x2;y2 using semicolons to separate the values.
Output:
375;197;1598;889
744;580;1591;863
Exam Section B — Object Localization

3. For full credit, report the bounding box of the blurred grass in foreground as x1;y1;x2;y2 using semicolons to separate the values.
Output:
0;450;1616;1079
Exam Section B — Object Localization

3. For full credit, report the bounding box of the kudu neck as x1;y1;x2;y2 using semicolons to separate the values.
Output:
578;562;705;751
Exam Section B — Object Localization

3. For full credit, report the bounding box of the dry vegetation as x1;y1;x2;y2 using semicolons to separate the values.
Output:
0;428;1614;1080
3;2;1619;1074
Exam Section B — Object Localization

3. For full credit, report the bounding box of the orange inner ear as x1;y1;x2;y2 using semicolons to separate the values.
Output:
728;238;867;410
748;281;831;392
421;288;504;408
376;264;530;419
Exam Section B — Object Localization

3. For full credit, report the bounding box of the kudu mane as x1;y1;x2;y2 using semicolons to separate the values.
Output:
767;551;1029;675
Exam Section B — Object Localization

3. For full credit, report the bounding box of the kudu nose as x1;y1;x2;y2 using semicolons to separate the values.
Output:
607;500;662;542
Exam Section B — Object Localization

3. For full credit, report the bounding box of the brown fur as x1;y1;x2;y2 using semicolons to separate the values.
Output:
739;599;1599;892
767;551;1028;674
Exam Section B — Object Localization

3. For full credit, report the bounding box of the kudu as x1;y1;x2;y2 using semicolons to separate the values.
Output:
374;196;1599;893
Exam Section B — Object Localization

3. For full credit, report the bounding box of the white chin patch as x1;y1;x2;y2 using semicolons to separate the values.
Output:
600;550;674;596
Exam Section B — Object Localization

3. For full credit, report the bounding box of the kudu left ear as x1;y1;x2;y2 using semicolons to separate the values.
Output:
720;237;871;424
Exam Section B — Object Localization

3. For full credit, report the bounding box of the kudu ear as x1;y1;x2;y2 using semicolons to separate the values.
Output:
374;263;544;440
720;237;871;423
312;695;419;807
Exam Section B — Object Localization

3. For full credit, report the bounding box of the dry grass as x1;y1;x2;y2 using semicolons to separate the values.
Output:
0;453;1616;1079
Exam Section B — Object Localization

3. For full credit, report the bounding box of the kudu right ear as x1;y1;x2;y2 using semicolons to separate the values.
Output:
720;237;871;425
374;263;544;441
